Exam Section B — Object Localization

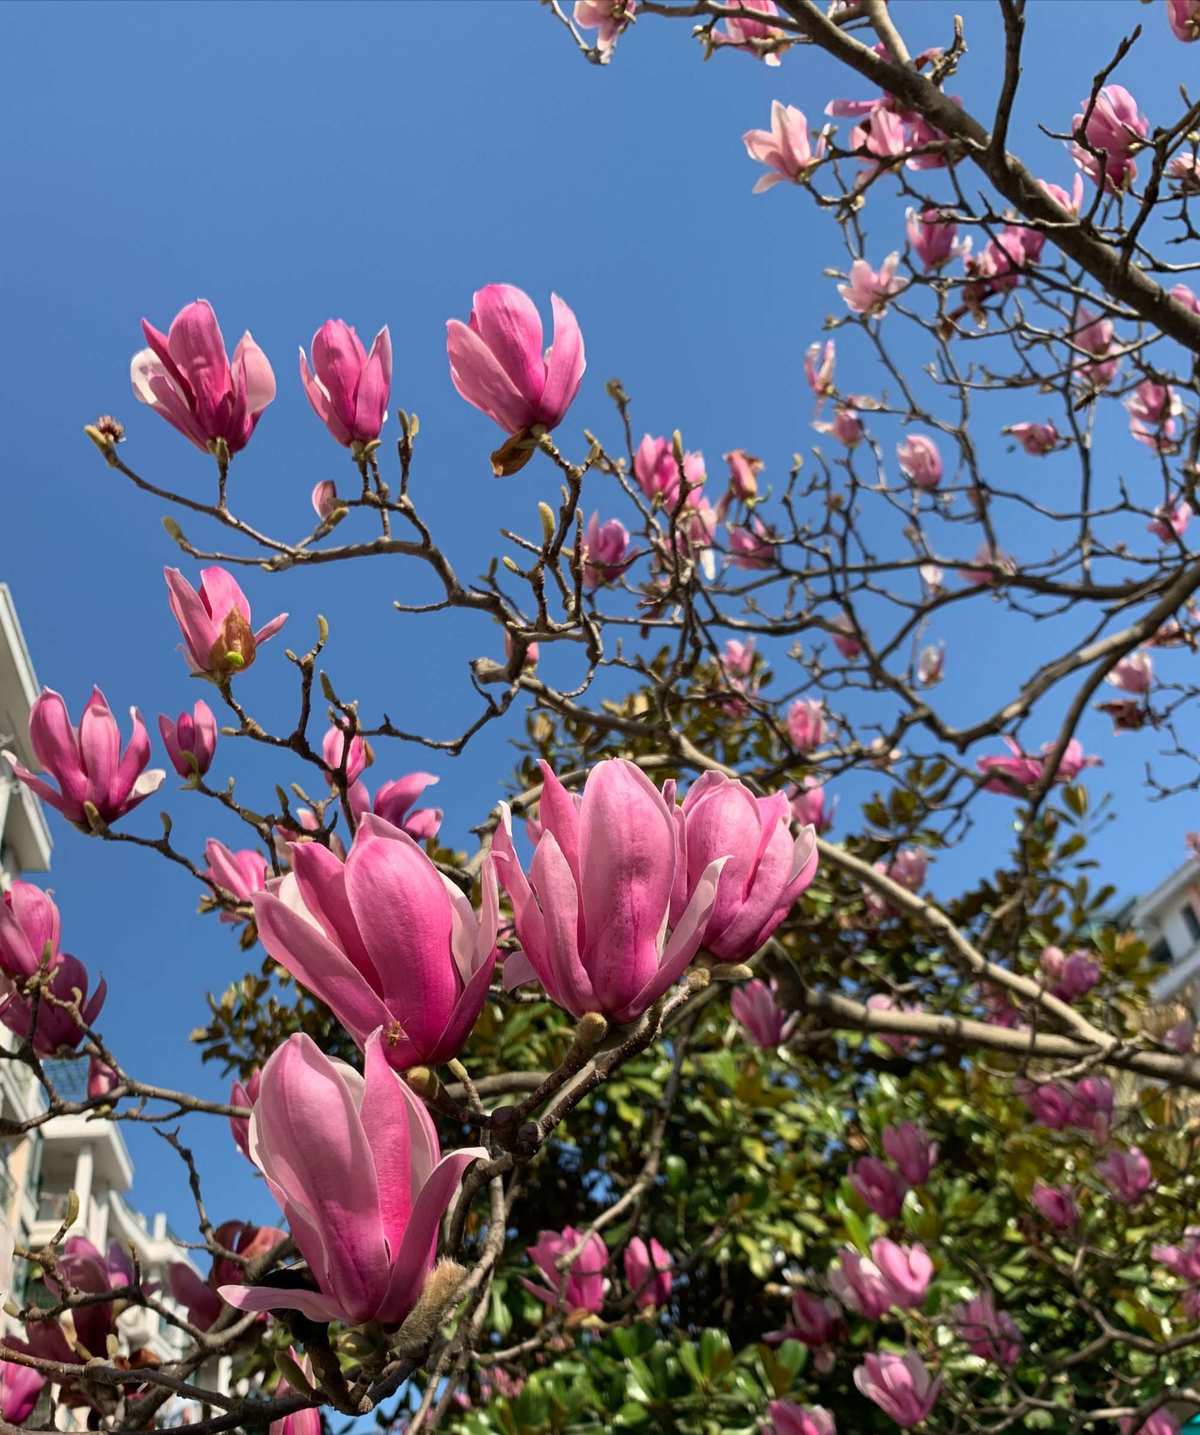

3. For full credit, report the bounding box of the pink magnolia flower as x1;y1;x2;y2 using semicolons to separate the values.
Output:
954;1291;1022;1367
0;882;106;1056
492;760;724;1022
1031;1182;1078;1229
849;1156;909;1220
978;736;1089;795
633;434;706;506
229;1067;262;1161
131;299;275;456
805;340;836;401
849;107;909;172
1006;421;1062;455
1120;1414;1180;1435
220;1031;486;1325
744;102;826;192
270;1348;322;1435
766;1286;845;1354
371;772;443;842
789;778;836;834
731;978;797;1048
505;632;539;671
888;848;928;892
958;541;1017;587
866;993;921;1054
1169;153;1200;193
1150;498;1192;543
4;687;165;828
1166;1015;1196;1052
882;1123;938;1186
872;1238;932;1309
725;449;763;501
728;518;776;570
787;699;826;753
623;1236;672;1310
323;723;372;788
523;1227;607;1313
158;700;218;778
1019;1080;1076;1130
446;285;585;454
1040;946;1102;1001
1097;1145;1154;1205
169;1220;284;1331
1072;1076;1114;1138
1041;174;1086;215
205;840;267;922
897;434;943;491
812;404;865;448
853;1351;942;1428
1126;380;1181;452
1071;85;1149;191
830;615;862;660
713;0;786;63
838;253;908;318
1153;1233;1200;1281
20;1236;129;1362
164;566;287;679
1050;738;1102;783
0;1361;46;1423
917;643;945;687
829;1249;894;1319
88;1055;118;1098
1172;282;1200;316
768;1402;836;1435
311;479;339;520
573;0;636;59
300;320;391;448
722;637;756;678
254;815;497;1070
963;224;1045;298
583;513;631;588
1074;308;1121;390
1167;0;1200;39
906;207;959;270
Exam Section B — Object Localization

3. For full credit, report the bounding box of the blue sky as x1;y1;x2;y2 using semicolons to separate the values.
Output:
2;0;1196;1237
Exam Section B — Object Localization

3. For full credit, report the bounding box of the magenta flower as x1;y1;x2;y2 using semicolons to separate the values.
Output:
270;1349;322;1435
4;687;164;828
871;1238;932;1309
0;881;60;982
789;779;836;834
896;434;943;490
1097;1145;1154;1205
205;839;267;923
849;1156;909;1220
1167;1015;1196;1052
713;0;786;63
1019;1079;1076;1131
1120;1414;1180;1435
787;699;826;753
963;224;1045;298
633;434;706;505
768;1402;836;1435
254;815;498;1070
1126;380;1181;452
88;1055;119;1098
953;1291;1023;1368
131;299;275;456
300;319;392;448
1031;1182;1078;1229
164;566;287;679
446;285;585;464
905;208;959;270
679;772;817;962
21;1237;128;1361
623;1236;672;1310
1071;85;1149;191
766;1287;844;1355
1005;420;1062;455
229;1067;262;1162
0;883;105;1056
0;1361;46;1423
853;1351;941;1428
727;519;776;570
829;1249;894;1319
523;1227;607;1314
805;340;836;401
1168;0;1200;39
1040;945;1102;1001
725;449;763;501
1153;1233;1200;1281
976;737;1052;795
493;760;723;1022
849;107;909;173
582;513;631;588
168;1220;284;1331
744;102;827;192
731;977;797;1049
838;253;908;318
882;1123;938;1186
573;0;636;59
322;723;372;787
158;700;218;779
220;1031;486;1325
370;772;444;842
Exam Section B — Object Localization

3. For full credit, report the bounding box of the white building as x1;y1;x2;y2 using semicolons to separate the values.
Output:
1127;858;1200;1005
0;581;209;1384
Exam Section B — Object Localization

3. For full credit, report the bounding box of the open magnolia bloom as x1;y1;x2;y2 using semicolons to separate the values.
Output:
220;1031;486;1326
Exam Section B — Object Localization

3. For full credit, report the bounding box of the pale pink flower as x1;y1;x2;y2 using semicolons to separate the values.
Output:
1074;306;1121;390
813;404;865;448
882;1123;938;1186
1005;421;1062;455
582;513;631;588
1149;498;1192;544
1126;379;1181;452
744;102;827;192
905;207;959;270
1172;282;1200;316
731;978;796;1048
787;699;826;753
788;778;836;834
623;1236;671;1310
1039;946;1101;1002
853;1351;941;1427
1106;651;1153;695
724;448;763;501
849;107;909;173
838;253;908;318
1040;174;1086;215
311;479;339;520
767;1403;835;1435
897;434;943;490
866;992;921;1053
805;340;836;401
917;643;945;686
871;1238;932;1309
573;0;636;59
829;1248;894;1319
958;542;1016;587
713;0;786;64
722;637;756;678
727;518;776;570
1070;85;1149;192
953;1291;1022;1368
1169;152;1200;193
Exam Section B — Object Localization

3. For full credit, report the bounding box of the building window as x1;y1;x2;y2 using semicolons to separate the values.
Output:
1185;905;1200;943
1150;937;1173;966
